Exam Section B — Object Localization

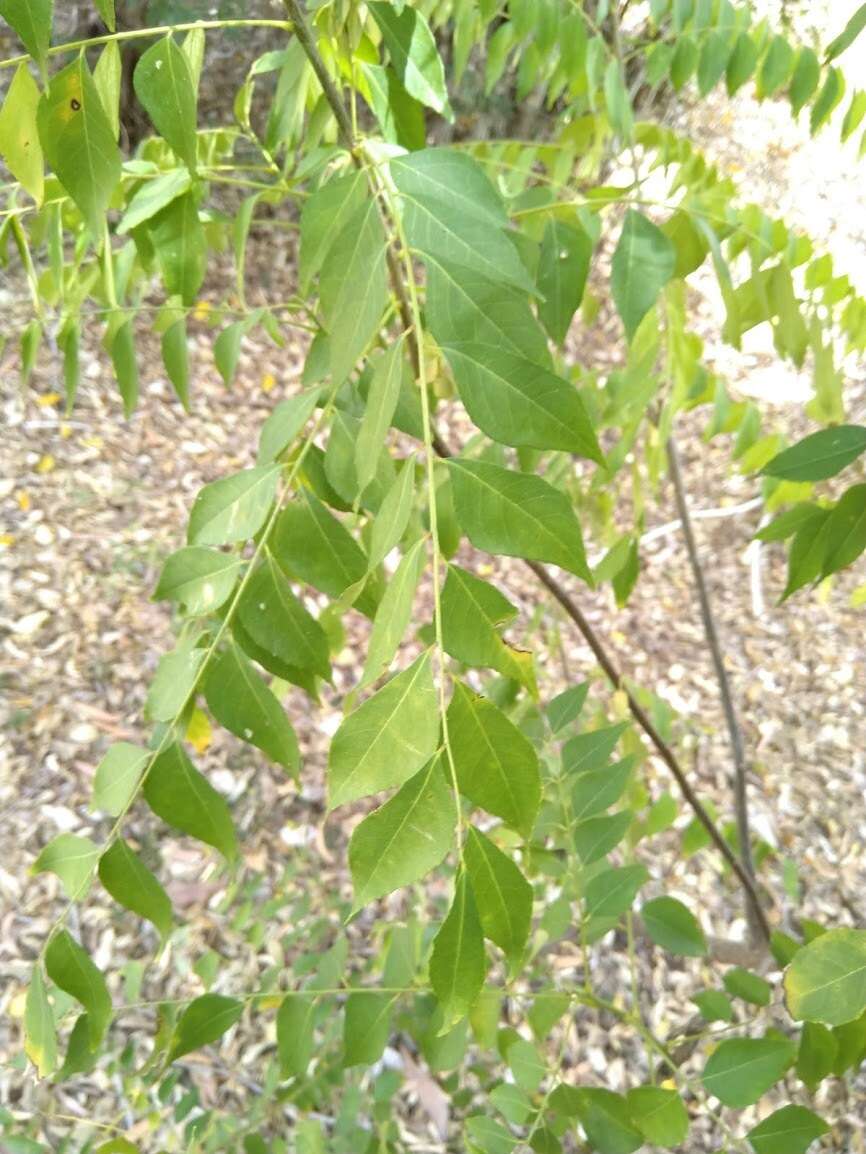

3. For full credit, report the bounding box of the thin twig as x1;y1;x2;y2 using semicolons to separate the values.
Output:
667;436;762;942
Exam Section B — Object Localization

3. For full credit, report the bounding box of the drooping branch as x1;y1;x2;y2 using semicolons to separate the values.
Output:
667;435;762;941
281;0;771;945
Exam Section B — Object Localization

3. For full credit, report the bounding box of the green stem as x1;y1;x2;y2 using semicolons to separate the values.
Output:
0;20;294;71
377;163;464;858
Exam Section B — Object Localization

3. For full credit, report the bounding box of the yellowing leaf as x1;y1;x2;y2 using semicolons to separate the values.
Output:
261;371;276;392
186;706;212;753
36;454;55;473
36;392;61;407
16;491;31;511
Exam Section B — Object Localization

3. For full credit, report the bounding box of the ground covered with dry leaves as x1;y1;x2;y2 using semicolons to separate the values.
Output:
2;9;866;1151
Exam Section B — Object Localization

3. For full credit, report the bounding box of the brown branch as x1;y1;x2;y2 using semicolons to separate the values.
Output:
667;436;762;943
282;0;771;945
524;559;770;942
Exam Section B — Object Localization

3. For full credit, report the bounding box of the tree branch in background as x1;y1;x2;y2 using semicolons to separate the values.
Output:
667;435;762;943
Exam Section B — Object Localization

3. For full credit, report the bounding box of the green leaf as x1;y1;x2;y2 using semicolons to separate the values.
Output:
441;564;534;693
797;1021;838;1089
697;30;732;96
0;0;52;65
761;425;866;481
274;490;379;617
214;313;258;387
349;754;455;909
356;339;406;493
25;965;57;1077
573;811;632;865
344;990;397;1067
604;58;634;136
58;1014;99;1080
755;503;822;542
447;681;541;839
257;390;320;465
811;68;845;134
448;458;591;582
547;683;589;733
692;989;734;1023
757;35;794;99
98;838;172;940
145;639;205;722
626;1086;689;1148
702;1034;796;1107
723;966;772;1006
239;553;330;680
168;994;243;1062
369;1;450;115
94;0;115;31
746;1105;829;1154
277;994;315;1077
367;460;417;570
156;317;188;408
784;927;866;1025
37;56;121;234
391;149;534;295
466;1114;517;1153
187;465;280;546
426;260;550;364
324;408;395;510
204;641;299;772
142;742;237;861
93;41;121;140
430;870;486;1028
319;195;388;385
299;168;366;295
0;63;44;203
537;218;592;345
564;723;628;774
782;508;833;599
92;742;149;817
360;537;426;689
611;210;676;341
148;191;206;305
361;60;426;150
831;1012;866;1075
789;47;820;115
726;31;759;95
576;1089;643;1154
328;651;439;808
507;1036;546;1093
670;35;699;91
45;930;111;1050
32;833;99;900
641;896;707;956
827;3;866;61
439;342;601;459
154;546;242;616
822;484;866;576
133;36;198;172
108;320;139;416
585;864;648;920
464;826;532;970
572;757;634;821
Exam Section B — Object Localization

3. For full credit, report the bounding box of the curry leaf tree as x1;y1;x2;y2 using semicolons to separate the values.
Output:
3;0;866;1150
